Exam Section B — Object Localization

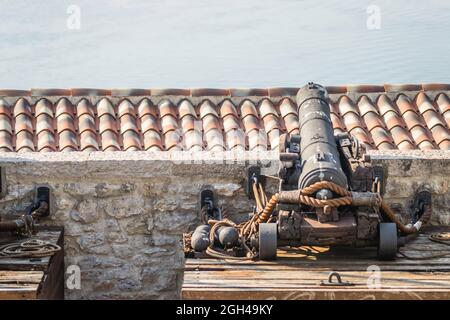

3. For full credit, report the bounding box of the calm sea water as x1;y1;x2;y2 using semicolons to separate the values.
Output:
0;0;449;89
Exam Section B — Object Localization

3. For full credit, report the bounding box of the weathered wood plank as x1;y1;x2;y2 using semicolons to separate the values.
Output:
0;227;64;299
0;230;61;271
182;288;450;300
183;227;450;300
0;271;43;284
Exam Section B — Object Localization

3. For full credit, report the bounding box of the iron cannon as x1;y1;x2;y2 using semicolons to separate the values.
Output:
185;83;432;261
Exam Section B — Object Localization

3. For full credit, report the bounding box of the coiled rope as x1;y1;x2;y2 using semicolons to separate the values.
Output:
398;232;450;260
0;238;61;259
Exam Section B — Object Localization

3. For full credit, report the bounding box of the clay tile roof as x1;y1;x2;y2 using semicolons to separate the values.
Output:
0;84;449;152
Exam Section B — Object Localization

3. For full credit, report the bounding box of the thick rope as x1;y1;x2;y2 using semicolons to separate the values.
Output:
204;180;433;260
0;239;61;259
301;181;351;197
255;180;432;235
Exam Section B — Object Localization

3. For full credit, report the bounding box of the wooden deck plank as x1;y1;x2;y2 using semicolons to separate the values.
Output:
0;230;61;271
0;227;64;299
182;227;450;300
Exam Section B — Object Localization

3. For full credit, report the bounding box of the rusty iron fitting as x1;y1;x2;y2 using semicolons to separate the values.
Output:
30;201;49;220
0;215;35;236
350;191;380;207
279;153;300;162
0;220;24;232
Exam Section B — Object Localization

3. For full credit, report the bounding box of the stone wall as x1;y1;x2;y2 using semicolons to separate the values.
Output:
0;151;278;299
370;151;450;226
0;150;448;299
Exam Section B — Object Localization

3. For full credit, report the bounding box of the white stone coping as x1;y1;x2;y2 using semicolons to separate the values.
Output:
0;150;280;163
0;150;448;163
367;150;450;160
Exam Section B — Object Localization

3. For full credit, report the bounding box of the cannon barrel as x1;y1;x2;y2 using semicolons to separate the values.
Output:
296;83;348;190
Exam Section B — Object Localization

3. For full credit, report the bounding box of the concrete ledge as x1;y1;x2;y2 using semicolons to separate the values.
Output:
368;150;450;160
0;150;280;163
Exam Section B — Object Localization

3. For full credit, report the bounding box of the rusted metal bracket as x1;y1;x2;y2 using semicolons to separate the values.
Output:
412;188;432;223
373;165;385;196
199;187;222;222
245;166;265;199
28;185;53;218
320;272;354;287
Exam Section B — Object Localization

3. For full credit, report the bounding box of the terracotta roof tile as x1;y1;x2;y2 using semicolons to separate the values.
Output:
384;84;422;92
436;94;450;128
111;89;150;97
58;130;78;151
35;99;54;117
0;85;449;152
118;100;136;118
396;94;419;115
199;100;219;119
179;100;197;120
279;98;299;135
78;114;96;134
268;87;299;97
15;131;35;152
0;90;30;96
230;88;268;97
179;101;202;150
159;100;177;118
97;98;116;118
436;93;450;114
143;129;163;151
325;86;347;94
338;96;359;117
76;99;95;118
55;98;75;118
382;111;404;130
79;130;99;151
439;140;450;150
137;99;157;119
192;88;230;97
164;130;182;151
37;131;56;152
183;130;203;151
122;130;141;151
259;99;279;119
140;114;160;134
240;100;259;119
160;113;178;134
0;131;13;151
421;83;450;91
358;96;379;117
347;85;384;93
100;130;120;151
36;114;54;134
150;88;190;96
260;100;281;149
343;111;366;132
13;98;32;118
390;126;415;150
72;88;111;96
370;127;395;149
98;114;118;134
220;100;238;118
31;89;71;96
330;113;346;132
225;129;245;150
119;114;139;134
14;114;33;134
